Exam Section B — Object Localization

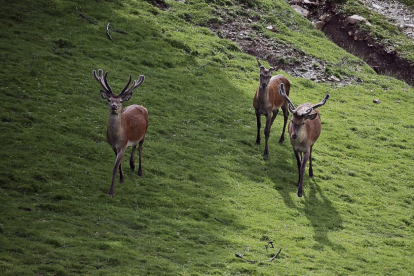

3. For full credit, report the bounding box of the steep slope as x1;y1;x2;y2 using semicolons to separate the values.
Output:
0;0;413;275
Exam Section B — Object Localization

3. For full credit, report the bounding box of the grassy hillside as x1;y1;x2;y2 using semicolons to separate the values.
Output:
0;0;413;275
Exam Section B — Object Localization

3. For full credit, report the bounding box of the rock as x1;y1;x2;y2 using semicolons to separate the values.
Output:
346;15;368;25
265;25;278;32
319;13;331;22
328;75;340;82
373;99;381;104
313;21;325;30
303;0;318;6
292;5;310;18
372;3;383;10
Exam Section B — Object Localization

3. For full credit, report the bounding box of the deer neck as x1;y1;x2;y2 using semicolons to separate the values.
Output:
107;112;123;144
258;86;269;104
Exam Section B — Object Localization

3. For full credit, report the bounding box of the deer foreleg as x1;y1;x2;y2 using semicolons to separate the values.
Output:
113;148;124;183
263;114;272;157
270;109;278;125
255;110;261;145
294;150;302;174
109;148;126;197
279;105;289;143
309;145;314;178
298;151;310;197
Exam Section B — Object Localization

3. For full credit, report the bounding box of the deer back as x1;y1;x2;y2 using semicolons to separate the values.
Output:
121;105;148;144
267;75;290;109
253;75;290;110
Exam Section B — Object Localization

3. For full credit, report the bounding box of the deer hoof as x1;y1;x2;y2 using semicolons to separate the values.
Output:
297;190;303;197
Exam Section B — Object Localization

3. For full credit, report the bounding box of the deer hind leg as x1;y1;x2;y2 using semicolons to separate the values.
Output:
279;105;289;143
109;148;126;197
130;145;136;171
255;109;261;145
137;140;144;176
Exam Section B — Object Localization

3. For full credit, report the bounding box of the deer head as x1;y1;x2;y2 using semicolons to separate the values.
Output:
257;59;278;89
93;69;145;113
279;83;330;139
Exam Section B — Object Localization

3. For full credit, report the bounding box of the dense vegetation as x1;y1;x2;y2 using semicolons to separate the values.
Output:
0;0;413;275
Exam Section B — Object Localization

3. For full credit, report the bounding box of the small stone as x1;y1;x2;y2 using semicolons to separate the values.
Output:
373;99;381;104
346;15;368;25
372;3;383;10
329;75;340;82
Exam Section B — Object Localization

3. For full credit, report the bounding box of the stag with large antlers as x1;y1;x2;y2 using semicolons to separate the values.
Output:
253;59;290;157
93;69;148;197
279;83;330;197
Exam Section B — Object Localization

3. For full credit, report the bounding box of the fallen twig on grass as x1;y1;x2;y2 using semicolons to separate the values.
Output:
79;13;127;41
235;247;282;264
79;13;97;25
214;217;227;224
106;23;113;42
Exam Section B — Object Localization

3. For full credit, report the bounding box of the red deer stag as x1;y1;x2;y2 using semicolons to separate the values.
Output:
93;69;148;197
253;59;290;157
279;83;330;197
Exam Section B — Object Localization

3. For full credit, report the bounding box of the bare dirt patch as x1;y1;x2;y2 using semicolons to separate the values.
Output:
207;7;354;86
289;0;414;85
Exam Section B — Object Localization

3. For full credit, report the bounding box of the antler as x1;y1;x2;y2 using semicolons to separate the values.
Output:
93;69;114;95
304;94;330;115
279;83;297;114
257;58;264;69
120;74;132;95
257;58;279;72
121;75;145;96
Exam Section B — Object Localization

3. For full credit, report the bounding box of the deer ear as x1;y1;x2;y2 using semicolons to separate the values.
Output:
305;113;318;120
100;90;111;101
121;92;132;102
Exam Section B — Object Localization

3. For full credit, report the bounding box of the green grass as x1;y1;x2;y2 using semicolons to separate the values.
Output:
0;0;413;275
397;0;414;8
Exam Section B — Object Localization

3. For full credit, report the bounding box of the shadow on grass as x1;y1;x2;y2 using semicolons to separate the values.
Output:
269;153;345;252
304;179;345;252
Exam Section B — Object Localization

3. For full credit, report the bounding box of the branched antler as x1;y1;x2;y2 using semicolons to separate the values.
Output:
93;69;114;95
304;94;330;115
106;23;113;42
279;83;297;114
